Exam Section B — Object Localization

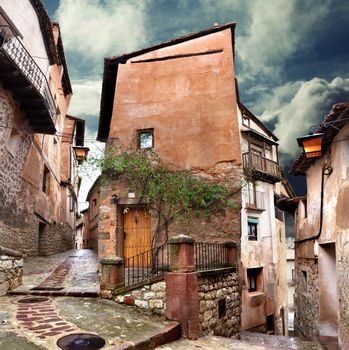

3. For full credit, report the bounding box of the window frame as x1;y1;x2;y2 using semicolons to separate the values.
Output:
247;217;258;241
137;128;154;149
247;267;263;293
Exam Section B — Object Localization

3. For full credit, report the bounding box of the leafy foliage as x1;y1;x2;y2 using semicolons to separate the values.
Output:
89;146;238;244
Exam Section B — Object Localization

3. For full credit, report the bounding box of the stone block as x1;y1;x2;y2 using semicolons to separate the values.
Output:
151;281;166;292
143;292;156;300
13;259;23;268
149;299;163;309
135;299;149;309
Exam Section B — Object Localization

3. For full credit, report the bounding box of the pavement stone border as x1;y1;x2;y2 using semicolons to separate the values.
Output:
115;322;181;350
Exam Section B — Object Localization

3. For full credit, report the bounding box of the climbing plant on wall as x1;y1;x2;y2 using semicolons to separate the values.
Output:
88;144;239;246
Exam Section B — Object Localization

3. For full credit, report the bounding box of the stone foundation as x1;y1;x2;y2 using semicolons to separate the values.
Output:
198;270;240;337
294;257;319;338
115;280;166;315
0;245;23;295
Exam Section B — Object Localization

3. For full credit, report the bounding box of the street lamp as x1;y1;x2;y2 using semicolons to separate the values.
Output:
73;146;90;164
297;133;324;159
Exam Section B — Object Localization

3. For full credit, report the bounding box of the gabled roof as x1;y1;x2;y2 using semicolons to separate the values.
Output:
97;22;236;141
290;102;349;175
238;102;279;142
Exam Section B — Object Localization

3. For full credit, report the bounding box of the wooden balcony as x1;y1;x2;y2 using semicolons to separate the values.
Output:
245;189;265;211
242;152;283;183
0;25;56;134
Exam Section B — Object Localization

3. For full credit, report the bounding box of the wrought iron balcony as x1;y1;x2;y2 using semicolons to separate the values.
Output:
242;152;283;183
0;25;56;134
245;189;265;211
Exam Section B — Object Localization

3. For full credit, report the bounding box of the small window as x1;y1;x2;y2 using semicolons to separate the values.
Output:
69;196;75;212
248;217;258;241
247;267;263;292
242;114;250;127
218;299;226;319
266;314;274;333
42;166;50;193
138;129;154;149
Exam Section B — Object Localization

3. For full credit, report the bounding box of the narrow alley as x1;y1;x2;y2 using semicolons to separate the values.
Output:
0;249;333;350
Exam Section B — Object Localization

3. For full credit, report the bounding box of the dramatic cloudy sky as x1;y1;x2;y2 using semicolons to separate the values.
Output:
43;0;349;197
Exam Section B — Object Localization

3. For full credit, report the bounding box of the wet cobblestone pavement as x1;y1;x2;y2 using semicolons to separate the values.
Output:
11;249;100;296
0;249;328;350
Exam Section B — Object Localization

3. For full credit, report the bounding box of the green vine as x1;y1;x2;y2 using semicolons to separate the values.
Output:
89;145;238;246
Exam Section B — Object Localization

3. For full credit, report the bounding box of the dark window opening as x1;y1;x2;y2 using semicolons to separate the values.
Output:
242;115;250;127
138;129;154;149
42;166;49;193
266;314;275;333
247;267;263;292
218;299;226;319
248;217;258;241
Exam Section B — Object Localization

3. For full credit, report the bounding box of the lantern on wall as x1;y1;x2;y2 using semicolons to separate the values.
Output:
297;133;324;159
73;146;89;163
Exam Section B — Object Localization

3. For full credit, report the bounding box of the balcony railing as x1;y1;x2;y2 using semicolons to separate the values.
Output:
245;189;265;210
0;25;56;133
242;152;282;183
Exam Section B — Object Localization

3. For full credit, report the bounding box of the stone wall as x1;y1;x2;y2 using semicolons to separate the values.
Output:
198;270;240;337
0;87;32;206
38;222;74;256
115;280;166;315
294;257;319;337
0;245;23;296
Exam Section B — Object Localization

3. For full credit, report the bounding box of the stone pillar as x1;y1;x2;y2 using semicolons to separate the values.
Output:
224;240;238;267
165;235;200;340
100;256;124;298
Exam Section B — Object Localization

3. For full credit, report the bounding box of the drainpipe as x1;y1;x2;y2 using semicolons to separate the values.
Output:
295;164;332;244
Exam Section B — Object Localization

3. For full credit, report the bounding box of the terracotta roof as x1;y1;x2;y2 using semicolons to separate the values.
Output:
97;22;236;141
290;102;349;175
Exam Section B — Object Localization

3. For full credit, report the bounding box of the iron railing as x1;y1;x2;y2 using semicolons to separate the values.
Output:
124;244;169;287
242;152;282;180
0;25;56;121
195;242;230;271
245;189;265;210
275;207;285;222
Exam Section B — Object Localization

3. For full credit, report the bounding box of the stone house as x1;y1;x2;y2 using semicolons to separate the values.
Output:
0;0;85;257
280;102;349;349
93;23;291;337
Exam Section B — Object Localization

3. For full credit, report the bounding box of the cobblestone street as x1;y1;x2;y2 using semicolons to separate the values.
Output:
0;249;335;350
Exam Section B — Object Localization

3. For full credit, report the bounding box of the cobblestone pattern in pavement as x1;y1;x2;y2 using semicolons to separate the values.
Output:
35;257;75;289
15;297;77;339
10;249;100;295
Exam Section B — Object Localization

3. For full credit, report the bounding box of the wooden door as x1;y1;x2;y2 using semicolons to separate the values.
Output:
123;208;151;265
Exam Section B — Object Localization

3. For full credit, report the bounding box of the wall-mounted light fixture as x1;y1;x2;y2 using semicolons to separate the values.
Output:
297;133;324;159
73;146;90;164
111;194;119;204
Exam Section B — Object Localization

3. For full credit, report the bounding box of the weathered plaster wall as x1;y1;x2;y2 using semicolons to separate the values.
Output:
1;0;49;74
294;124;349;349
198;271;240;337
109;29;241;171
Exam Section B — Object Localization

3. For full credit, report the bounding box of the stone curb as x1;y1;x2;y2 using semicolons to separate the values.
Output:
113;322;181;350
8;290;99;298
